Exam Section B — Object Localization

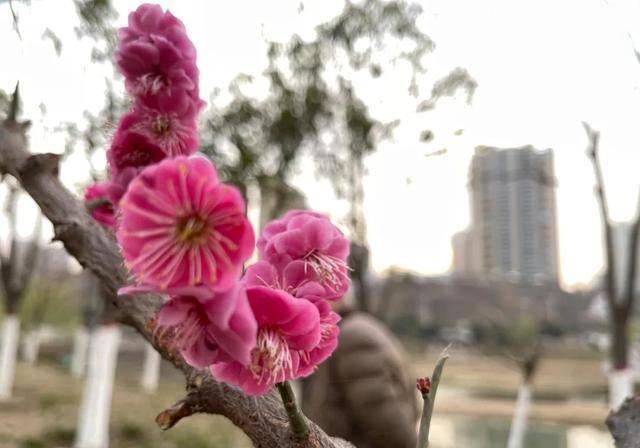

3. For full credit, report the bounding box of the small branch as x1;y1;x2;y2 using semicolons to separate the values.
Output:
8;82;20;122
8;0;22;41
277;381;309;440
156;399;196;430
584;122;618;312
624;188;640;313
416;348;450;448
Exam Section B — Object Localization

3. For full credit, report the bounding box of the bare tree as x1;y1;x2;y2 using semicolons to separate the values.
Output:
584;122;639;409
0;178;41;399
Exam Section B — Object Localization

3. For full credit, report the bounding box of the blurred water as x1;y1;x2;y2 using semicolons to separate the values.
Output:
430;416;614;448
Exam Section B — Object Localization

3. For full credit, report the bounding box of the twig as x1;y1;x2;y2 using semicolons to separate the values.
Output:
277;381;310;440
416;348;450;448
156;399;195;430
8;0;22;41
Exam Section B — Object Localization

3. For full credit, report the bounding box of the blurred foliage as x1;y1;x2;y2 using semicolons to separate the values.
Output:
74;0;118;62
201;0;474;240
61;0;125;180
19;275;79;330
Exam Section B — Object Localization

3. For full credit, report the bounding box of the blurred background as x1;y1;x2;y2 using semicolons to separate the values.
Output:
3;0;640;447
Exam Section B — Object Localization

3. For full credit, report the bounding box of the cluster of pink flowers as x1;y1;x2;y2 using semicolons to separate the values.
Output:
83;4;350;396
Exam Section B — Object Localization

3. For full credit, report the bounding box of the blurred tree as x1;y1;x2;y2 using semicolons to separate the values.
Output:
0;180;42;399
480;315;541;448
201;0;476;312
584;123;639;410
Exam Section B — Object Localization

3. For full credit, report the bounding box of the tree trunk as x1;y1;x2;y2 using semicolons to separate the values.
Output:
21;328;40;364
0;314;20;400
70;326;90;378
506;381;532;448
140;342;161;393
74;324;121;448
609;314;633;410
348;242;370;313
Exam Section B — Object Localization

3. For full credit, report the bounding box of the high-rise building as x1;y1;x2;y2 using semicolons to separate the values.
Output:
453;145;559;284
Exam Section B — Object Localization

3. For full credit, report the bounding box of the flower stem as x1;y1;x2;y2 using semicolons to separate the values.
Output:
416;349;450;448
276;381;309;440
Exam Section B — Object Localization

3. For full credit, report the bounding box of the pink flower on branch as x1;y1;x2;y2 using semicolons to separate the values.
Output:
107;129;166;177
116;4;201;103
123;284;257;367
259;210;350;300
117;156;254;291
210;286;321;396
244;260;326;301
296;300;340;377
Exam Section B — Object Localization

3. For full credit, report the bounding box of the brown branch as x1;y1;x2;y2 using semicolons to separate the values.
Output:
0;117;354;448
584;122;618;313
624;190;640;314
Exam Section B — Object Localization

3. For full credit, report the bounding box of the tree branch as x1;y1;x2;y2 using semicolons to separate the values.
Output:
0;117;353;448
624;189;640;314
584;122;618;312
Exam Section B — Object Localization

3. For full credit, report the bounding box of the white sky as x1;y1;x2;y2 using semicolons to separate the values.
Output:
2;0;640;289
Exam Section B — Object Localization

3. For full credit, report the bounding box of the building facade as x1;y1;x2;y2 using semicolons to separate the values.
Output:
454;146;559;284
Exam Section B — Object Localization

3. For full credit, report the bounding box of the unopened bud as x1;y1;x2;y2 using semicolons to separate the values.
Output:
416;377;431;394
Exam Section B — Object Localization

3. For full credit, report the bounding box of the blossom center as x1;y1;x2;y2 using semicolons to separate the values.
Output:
176;215;209;245
168;305;207;351
250;328;293;385
152;116;172;137
304;250;347;292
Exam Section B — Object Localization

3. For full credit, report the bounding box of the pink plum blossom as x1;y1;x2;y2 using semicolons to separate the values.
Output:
117;105;200;158
84;182;117;230
143;284;257;367
107;129;166;177
116;4;201;103
244;259;326;301
117;156;254;291
296;299;340;377
259;210;350;300
210;285;321;395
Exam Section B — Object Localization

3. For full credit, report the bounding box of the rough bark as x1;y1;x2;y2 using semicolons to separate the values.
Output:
0;117;353;448
607;396;640;448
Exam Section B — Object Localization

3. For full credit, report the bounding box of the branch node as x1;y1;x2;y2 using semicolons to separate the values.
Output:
23;153;60;177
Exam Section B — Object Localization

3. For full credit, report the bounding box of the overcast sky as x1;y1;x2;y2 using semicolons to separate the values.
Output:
2;0;640;289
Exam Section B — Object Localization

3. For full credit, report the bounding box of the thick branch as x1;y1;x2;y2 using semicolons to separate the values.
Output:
0;118;353;448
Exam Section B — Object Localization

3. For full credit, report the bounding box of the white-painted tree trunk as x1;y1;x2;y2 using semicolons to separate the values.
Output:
22;329;40;364
609;368;633;410
70;327;90;378
74;324;121;448
0;315;20;400
506;382;531;448
140;342;161;393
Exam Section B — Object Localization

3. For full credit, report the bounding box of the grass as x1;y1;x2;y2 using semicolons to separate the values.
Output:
0;360;251;448
410;348;612;426
0;346;616;447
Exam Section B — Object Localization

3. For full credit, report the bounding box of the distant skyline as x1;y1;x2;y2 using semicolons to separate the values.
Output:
2;0;640;289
